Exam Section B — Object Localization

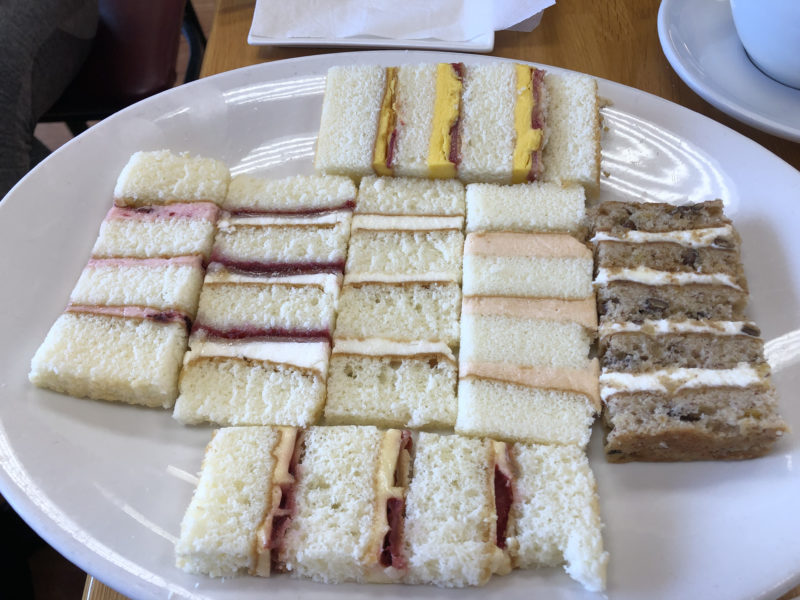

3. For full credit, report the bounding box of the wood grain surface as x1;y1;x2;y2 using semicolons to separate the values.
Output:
85;1;799;598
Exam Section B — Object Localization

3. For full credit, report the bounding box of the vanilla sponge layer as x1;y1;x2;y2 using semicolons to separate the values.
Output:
460;313;592;369
456;378;596;446
335;282;461;346
510;442;608;592
195;277;338;335
29;312;187;408
174;355;325;427
280;426;385;582
91;209;218;259
315;65;385;178
224;174;356;213
213;215;351;266
345;229;464;283
175;427;280;577
392;64;437;178
114;150;230;206
325;350;457;428
70;258;204;317
465;181;585;234
356;176;465;216
403;433;506;587
463;254;593;299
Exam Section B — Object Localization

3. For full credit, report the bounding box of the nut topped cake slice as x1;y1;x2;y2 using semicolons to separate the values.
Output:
592;199;788;461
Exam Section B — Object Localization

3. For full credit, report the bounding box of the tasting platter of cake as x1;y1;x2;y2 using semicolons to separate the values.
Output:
1;51;800;600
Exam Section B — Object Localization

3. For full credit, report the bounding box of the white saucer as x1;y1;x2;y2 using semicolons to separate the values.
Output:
658;0;800;142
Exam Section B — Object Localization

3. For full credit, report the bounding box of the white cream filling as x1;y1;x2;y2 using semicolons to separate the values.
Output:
591;225;735;247
217;210;351;229
332;338;455;362
599;319;756;337
204;268;341;296
594;266;742;290
185;339;330;374
599;363;763;401
351;214;463;231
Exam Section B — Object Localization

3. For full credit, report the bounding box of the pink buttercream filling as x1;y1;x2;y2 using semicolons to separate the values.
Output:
104;202;219;222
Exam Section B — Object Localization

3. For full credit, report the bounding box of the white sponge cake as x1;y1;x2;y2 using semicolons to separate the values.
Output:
356;176;465;216
460;297;596;369
211;212;351;276
69;256;204;319
29;311;188;408
509;442;608;591
465;181;586;235
463;232;593;299
173;339;329;426
456;361;600;446
91;203;219;260
224;174;356;214
402;432;510;586
175;426;293;577
324;339;457;429
114;150;230;206
315;65;386;179
335;281;461;348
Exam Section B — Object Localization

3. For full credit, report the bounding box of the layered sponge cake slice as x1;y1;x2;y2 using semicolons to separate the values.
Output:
324;339;457;429
223;173;355;215
315;63;600;188
593;199;788;461
356;175;465;217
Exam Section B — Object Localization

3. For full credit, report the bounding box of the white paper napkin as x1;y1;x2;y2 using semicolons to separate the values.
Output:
249;0;555;42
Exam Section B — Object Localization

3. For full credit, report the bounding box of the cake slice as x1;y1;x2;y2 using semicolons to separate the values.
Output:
460;296;596;369
223;173;356;214
29;311;188;408
279;426;412;583
113;150;230;207
508;442;608;592
402;432;511;587
465;181;586;235
175;426;300;577
463;232;593;299
173;339;329;427
456;361;600;446
210;211;351;276
91;203;219;260
345;215;464;283
334;281;461;348
356;175;465;217
324;339;457;428
191;267;340;342
315;63;600;187
69;256;204;319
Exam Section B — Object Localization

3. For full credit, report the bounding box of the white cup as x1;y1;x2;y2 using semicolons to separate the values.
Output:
730;0;800;89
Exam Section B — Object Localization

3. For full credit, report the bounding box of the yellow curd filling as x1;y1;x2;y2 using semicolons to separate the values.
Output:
372;67;399;176
426;63;463;179
511;64;543;184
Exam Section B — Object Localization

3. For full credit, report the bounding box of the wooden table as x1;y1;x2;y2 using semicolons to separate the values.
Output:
84;0;799;598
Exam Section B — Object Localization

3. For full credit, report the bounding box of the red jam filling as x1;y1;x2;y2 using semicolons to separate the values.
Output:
379;430;413;569
227;200;355;217
494;464;513;549
207;254;345;276
528;67;546;182
448;63;466;167
191;323;331;344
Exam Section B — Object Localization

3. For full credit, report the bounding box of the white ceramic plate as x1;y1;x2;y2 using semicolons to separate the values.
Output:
657;0;800;142
2;51;800;600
